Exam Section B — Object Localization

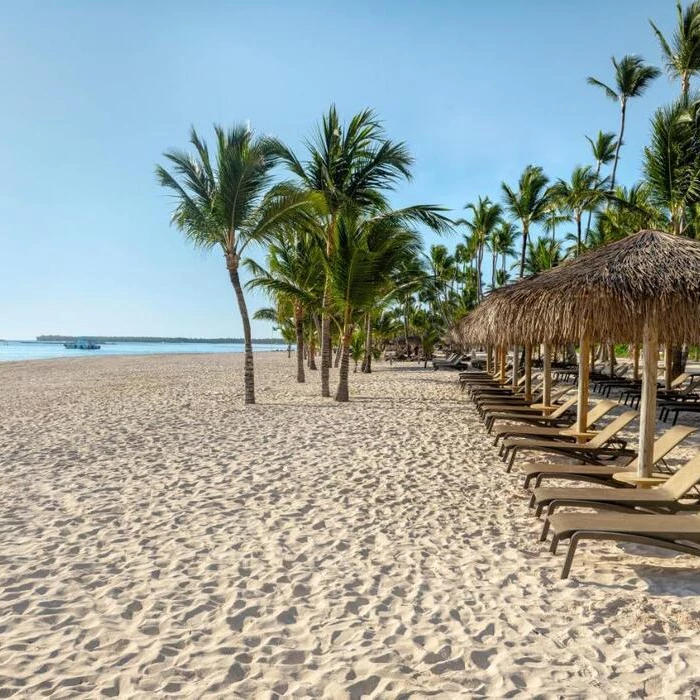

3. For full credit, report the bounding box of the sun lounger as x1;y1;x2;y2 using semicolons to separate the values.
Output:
493;399;618;448
522;424;697;489
484;394;576;432
534;452;700;542
502;410;638;472
548;512;700;578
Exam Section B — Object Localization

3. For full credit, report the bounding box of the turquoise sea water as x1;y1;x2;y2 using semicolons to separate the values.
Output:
0;341;284;363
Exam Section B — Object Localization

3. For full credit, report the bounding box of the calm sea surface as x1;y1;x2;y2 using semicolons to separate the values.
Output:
0;341;285;363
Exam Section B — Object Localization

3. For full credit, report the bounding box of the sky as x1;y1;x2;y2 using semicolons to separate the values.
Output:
0;0;682;340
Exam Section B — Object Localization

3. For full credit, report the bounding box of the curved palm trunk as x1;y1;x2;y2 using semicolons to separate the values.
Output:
519;223;529;278
610;99;626;190
295;306;305;383
491;250;497;289
226;258;255;405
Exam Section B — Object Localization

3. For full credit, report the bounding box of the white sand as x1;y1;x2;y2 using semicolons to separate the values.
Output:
1;352;700;697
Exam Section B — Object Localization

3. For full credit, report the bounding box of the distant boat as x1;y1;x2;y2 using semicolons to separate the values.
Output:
64;338;101;350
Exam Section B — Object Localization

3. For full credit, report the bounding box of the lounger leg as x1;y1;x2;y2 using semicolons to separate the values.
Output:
561;535;581;579
539;517;551;542
506;449;516;473
549;534;559;554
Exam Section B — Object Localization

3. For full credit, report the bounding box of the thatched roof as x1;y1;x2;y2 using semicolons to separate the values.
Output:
460;230;700;346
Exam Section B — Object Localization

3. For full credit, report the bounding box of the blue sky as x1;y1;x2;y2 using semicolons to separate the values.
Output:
0;0;680;339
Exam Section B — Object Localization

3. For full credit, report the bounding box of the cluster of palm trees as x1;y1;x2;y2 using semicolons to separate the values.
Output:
156;2;700;404
440;0;700;297
157;108;451;404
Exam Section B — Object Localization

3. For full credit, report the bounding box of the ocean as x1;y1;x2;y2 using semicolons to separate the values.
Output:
0;341;286;363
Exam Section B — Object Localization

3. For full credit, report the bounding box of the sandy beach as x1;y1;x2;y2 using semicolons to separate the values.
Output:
1;352;700;697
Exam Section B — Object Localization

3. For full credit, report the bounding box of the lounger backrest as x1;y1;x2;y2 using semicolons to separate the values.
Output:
624;425;698;470
560;399;616;435
550;396;578;418
656;453;700;500
670;372;690;389
589;410;638;447
585;399;618;426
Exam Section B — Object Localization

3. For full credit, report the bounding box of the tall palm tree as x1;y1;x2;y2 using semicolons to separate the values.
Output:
501;165;550;278
156;125;309;404
587;55;661;189
643;96;700;234
273;106;415;398
460;196;503;300
650;1;700;100
493;221;518;281
584;131;617;235
427;244;458;310
550;166;605;256
326;210;422;402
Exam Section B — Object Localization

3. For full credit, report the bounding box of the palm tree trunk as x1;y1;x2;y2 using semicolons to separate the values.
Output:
519;223;529;278
226;257;255;405
576;214;582;256
320;295;332;396
585;161;602;237
362;313;372;373
335;322;353;402
491;250;496;290
610;99;626;190
334;340;342;367
295;306;305;383
308;314;321;372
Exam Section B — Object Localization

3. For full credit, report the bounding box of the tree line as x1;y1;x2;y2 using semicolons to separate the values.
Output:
156;1;700;403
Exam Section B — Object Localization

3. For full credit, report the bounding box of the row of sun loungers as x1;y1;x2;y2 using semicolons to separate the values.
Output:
459;366;700;579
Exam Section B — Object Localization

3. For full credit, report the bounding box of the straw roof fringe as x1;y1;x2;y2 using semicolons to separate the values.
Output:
459;230;700;346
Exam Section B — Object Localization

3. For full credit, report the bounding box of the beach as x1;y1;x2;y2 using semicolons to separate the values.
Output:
2;352;700;697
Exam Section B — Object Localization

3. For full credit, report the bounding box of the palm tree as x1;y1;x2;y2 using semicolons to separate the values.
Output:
523;237;562;275
650;1;700;100
550;166;605;256
501;165;550;278
584;131;617;235
427;244;458;310
273;106;415;398
587;55;661;189
460;196;503;300
156;125;309;404
245;228;324;384
325;210;422;402
643;97;700;234
493;222;518;281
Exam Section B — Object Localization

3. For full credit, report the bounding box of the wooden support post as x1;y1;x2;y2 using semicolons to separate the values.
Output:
609;342;615;377
524;343;532;402
485;345;492;374
665;344;672;388
499;345;507;384
576;334;590;440
638;317;659;478
512;346;519;390
633;343;640;381
543;343;552;410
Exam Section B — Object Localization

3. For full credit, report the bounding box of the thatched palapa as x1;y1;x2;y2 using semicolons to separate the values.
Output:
458;229;700;478
474;230;700;346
